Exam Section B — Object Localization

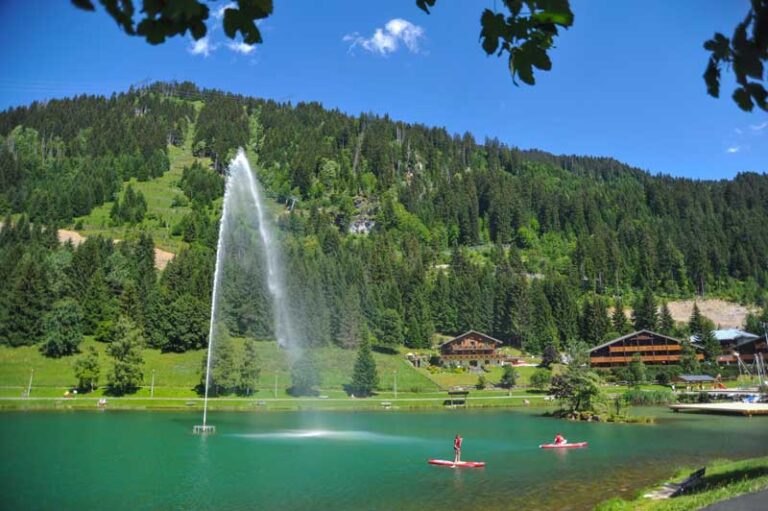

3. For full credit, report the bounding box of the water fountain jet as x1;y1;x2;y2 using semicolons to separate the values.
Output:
194;149;297;434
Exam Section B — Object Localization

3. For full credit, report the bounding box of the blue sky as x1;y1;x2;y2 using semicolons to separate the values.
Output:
1;0;766;179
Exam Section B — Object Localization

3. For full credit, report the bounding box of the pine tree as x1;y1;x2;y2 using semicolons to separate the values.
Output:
579;293;610;345
632;288;658;331
377;308;403;348
611;297;630;334
82;268;112;334
74;346;100;391
688;302;706;338
106;317;145;395
349;338;379;397
700;329;721;363
39;299;84;358
290;350;320;396
209;333;239;395
1;252;51;346
239;338;261;395
658;301;675;336
679;340;701;374
337;285;364;349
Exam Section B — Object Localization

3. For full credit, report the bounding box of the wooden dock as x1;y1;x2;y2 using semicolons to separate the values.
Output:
669;403;768;416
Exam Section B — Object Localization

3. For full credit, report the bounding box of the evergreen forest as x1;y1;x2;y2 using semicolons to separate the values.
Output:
2;81;768;360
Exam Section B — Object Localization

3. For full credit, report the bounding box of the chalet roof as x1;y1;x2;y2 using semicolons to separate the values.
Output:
439;330;504;348
588;330;693;354
689;329;759;344
735;335;767;349
677;374;715;382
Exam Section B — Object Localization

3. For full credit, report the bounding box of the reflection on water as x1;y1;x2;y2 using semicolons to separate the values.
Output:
232;429;422;443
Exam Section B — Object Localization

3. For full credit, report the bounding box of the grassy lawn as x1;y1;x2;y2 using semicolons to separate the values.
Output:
419;364;540;389
0;338;555;411
0;339;438;397
595;456;768;511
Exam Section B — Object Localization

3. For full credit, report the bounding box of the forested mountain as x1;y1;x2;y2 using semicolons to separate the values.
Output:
1;81;767;357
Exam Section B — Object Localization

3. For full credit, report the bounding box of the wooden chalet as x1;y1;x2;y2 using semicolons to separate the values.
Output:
439;331;505;368
589;330;704;367
719;336;768;364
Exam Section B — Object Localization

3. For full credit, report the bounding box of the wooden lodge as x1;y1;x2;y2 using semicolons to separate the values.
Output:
439;331;506;368
589;330;704;367
719;335;768;364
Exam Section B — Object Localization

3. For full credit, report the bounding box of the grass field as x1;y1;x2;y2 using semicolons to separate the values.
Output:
418;365;540;388
0;338;439;397
595;456;768;511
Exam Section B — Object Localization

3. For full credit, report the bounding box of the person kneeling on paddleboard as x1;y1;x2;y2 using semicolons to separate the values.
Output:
453;434;463;465
553;433;567;445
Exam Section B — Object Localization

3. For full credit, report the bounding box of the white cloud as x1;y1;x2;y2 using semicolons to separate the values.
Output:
227;41;256;55
750;121;767;132
188;36;215;57
726;146;741;154
214;2;236;20
344;18;425;55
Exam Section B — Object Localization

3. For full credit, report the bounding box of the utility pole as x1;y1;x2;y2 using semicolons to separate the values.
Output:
26;369;34;398
150;370;156;398
394;370;397;399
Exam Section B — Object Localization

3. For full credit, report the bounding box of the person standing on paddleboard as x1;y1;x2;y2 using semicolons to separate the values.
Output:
453;434;463;465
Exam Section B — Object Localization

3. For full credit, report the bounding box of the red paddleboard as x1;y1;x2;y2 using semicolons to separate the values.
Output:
428;459;486;468
539;442;588;449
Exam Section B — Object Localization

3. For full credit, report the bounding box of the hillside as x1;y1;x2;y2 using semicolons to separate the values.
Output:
1;81;767;373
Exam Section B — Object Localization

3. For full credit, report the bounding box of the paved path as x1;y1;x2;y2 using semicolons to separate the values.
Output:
701;489;768;510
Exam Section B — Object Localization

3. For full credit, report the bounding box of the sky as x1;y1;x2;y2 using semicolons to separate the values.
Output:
1;0;766;180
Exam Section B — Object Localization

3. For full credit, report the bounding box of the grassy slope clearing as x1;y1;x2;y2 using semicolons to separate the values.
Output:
73;121;210;254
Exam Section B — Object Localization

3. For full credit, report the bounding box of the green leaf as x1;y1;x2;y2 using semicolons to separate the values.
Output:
480;9;508;55
510;48;535;85
733;87;754;111
416;0;437;14
530;11;573;27
744;83;767;111
71;0;95;11
703;58;721;98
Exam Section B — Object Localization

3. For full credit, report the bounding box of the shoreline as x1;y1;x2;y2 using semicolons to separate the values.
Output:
0;393;555;412
595;456;768;511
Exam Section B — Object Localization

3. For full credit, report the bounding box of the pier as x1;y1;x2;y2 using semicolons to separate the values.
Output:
669;403;768;416
193;425;216;434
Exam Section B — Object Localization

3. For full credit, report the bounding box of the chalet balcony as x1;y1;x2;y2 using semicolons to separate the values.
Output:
441;350;496;356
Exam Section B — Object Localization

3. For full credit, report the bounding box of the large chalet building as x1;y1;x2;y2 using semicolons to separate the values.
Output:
439;331;507;368
589;330;704;367
718;335;768;364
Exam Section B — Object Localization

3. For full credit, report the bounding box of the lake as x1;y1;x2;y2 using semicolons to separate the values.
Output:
1;409;766;510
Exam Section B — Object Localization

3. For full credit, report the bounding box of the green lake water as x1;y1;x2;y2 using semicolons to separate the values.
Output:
1;409;766;510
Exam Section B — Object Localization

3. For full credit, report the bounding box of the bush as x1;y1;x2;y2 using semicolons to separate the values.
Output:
530;368;551;390
622;389;676;406
476;375;487;390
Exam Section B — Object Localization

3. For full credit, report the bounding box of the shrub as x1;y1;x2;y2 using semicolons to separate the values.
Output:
622;389;676;406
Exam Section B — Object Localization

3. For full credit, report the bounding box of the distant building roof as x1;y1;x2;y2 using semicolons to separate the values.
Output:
689;329;759;345
439;330;504;348
676;374;715;383
588;330;689;353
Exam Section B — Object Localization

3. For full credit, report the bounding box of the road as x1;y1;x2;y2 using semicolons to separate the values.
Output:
701;489;768;511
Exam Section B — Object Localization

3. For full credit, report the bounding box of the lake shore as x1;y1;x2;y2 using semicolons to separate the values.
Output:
0;391;554;412
595;456;768;511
